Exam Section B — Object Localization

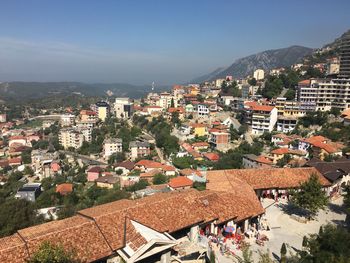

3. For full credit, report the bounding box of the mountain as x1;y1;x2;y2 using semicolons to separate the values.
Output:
0;82;168;102
192;45;313;82
190;67;226;84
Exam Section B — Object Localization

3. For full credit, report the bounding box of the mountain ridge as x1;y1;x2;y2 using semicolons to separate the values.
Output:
191;45;313;82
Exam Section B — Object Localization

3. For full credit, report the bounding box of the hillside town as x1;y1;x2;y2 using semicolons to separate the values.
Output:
0;28;350;263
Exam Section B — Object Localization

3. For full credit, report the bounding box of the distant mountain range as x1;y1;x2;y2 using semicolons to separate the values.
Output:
192;45;313;82
0;82;167;102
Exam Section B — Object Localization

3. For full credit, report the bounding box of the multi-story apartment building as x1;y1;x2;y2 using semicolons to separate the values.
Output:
80;110;97;122
93;101;110;122
277;116;298;133
339;35;350;78
129;141;150;160
297;36;350;111
60;114;75;127
253;69;265;80
209;131;230;150
59;127;92;149
297;79;318;111
245;102;278;135
103;138;123;159
114;98;133;119
157;92;176;110
275;97;306;117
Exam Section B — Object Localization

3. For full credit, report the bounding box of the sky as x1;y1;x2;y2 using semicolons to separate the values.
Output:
0;0;349;85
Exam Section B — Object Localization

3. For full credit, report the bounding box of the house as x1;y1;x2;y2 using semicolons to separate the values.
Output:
270;148;307;164
8;157;22;166
113;161;135;175
50;162;62;175
245;102;278;135
179;168;206;183
87;166;103;182
190;123;207;137
306;157;350;196
191;142;209;151
0;189;264;263
203;152;220;162
206;167;331;200
222;117;241;131
56;183;73;196
8;136;27;147
96;175;119;189
208;130;230;150
16;183;42;202
298;135;344;159
243;154;273;168
168;176;193;190
135;160;176;176
114;98;133;119
144;106;162;115
167;107;185;120
140;169;163;183
129;141;151;161
103;138;123;159
277;116;298;133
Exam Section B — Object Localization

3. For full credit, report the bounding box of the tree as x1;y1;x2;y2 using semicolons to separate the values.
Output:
0;199;43;237
343;185;350;213
248;78;257;86
290;174;328;218
28;241;80;263
299;224;350;263
280;243;287;263
152;173;167;185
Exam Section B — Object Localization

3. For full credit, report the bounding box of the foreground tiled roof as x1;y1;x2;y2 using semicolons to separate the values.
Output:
0;189;264;262
207;167;331;191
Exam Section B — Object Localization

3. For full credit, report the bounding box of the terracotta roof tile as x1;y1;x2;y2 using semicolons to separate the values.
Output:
168;176;193;189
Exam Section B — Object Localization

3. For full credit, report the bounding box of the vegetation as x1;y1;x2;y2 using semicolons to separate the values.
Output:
298;111;328;128
28;241;80;263
133;115;179;156
299;224;350;263
152;173;168;185
0;199;44;237
290;174;328;218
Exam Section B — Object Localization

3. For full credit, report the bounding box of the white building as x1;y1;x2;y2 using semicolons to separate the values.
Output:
114;98;133;119
103;138;123;159
60;114;75;127
0;114;7;123
253;69;265;80
277;116;297;133
59;127;92;149
246;103;278;135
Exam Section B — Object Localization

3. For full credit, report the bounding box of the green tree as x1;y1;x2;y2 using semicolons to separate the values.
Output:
248;78;257;86
280;243;287;263
290;174;328;218
152;173;168;185
0;199;43;237
27;241;80;263
299;224;350;263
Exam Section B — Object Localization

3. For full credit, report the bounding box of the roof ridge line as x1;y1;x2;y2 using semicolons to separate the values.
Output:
76;213;114;253
16;231;30;260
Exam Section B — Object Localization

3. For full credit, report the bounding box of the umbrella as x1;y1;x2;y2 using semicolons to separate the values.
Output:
224;226;235;233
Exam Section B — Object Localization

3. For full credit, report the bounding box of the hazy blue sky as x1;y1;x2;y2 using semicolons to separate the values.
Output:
0;0;349;85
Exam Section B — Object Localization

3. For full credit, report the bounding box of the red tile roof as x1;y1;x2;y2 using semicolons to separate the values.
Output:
168;176;193;189
87;166;103;173
56;183;73;195
191;142;209;147
298;79;311;85
203;152;220;161
207;167;331;191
